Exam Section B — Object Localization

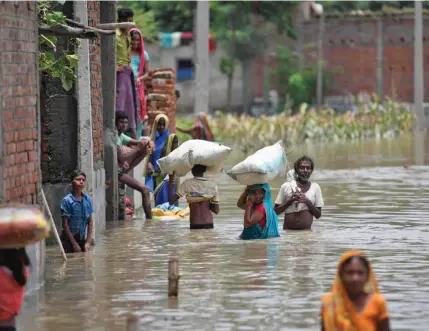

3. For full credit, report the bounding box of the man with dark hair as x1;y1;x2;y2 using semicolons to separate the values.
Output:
116;7;138;139
115;111;154;220
168;164;220;230
117;8;134;23
274;155;324;230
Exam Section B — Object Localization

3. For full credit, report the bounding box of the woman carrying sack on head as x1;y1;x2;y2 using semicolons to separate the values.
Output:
236;184;280;240
0;248;30;331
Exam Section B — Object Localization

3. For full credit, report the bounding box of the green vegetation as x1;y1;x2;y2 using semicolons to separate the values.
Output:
323;1;428;13
271;46;341;112
38;1;78;91
177;97;415;154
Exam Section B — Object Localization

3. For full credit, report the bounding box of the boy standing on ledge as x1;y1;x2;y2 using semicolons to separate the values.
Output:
60;170;94;253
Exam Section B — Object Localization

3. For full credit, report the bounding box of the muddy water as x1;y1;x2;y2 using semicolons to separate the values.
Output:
19;134;429;331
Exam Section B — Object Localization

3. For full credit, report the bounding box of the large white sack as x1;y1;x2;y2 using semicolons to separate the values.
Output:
157;139;232;176
227;141;287;185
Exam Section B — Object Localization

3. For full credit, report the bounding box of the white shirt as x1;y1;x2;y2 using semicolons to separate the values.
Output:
275;180;324;214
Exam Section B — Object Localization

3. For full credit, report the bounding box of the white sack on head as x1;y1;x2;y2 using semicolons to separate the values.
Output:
157;139;232;177
227;141;287;185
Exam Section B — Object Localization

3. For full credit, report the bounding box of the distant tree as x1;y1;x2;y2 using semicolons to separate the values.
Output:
147;1;196;32
211;1;297;113
117;1;158;40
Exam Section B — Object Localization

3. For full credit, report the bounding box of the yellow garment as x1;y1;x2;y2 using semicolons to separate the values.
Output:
165;133;177;155
150;114;169;141
321;250;389;331
151;207;190;219
143;114;170;177
177;177;219;204
116;29;130;66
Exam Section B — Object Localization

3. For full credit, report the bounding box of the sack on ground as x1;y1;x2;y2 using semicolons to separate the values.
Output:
157;139;232;176
227;141;287;185
0;205;50;248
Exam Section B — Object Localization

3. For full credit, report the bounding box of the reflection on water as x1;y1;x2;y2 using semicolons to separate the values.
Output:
19;134;429;331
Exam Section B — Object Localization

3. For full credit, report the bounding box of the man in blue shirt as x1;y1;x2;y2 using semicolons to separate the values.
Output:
60;170;94;253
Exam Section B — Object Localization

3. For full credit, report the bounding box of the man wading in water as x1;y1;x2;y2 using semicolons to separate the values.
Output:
168;165;219;229
274;156;324;230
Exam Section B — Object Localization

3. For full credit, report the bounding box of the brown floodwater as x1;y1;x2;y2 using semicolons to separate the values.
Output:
19;133;429;331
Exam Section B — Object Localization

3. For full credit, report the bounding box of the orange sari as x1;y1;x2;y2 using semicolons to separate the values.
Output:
321;250;389;331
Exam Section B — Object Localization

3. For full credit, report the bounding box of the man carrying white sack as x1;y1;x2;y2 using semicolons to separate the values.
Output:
168;164;220;230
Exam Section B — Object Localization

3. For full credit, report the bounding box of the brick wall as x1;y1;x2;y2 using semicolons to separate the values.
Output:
0;2;39;203
88;1;103;165
253;15;429;103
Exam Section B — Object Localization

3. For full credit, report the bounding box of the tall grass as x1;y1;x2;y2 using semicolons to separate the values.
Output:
176;97;415;154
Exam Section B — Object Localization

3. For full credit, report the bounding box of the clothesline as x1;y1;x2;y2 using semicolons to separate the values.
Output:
157;32;216;52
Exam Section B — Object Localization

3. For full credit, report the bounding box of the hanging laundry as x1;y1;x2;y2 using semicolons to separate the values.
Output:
181;32;193;39
209;33;216;53
159;33;173;48
171;32;182;48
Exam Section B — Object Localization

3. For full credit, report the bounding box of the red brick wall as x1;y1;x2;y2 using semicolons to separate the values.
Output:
0;1;39;203
253;15;429;103
88;1;103;164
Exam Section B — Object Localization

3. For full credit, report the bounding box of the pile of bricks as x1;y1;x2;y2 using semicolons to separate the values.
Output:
145;68;176;133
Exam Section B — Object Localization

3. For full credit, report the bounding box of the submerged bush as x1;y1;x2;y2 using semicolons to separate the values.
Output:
176;97;415;154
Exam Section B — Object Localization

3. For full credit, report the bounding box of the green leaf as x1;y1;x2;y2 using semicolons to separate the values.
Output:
66;54;78;68
60;69;75;91
40;34;57;50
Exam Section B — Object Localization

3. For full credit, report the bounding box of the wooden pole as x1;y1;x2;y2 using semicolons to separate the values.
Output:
41;189;67;262
96;22;136;30
126;313;140;331
414;0;425;130
168;259;180;297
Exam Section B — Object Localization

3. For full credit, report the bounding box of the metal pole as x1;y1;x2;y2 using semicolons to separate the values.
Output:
414;0;424;130
316;11;324;110
193;0;210;115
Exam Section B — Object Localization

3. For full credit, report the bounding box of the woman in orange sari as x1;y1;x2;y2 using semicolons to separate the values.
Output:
321;250;391;331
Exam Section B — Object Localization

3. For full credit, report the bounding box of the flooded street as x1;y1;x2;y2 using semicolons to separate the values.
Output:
19;134;429;331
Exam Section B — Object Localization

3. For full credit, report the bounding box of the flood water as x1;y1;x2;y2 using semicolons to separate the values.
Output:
19;133;429;331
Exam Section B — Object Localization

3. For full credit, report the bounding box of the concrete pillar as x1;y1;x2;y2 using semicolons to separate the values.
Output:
376;17;384;101
74;1;94;191
316;12;325;110
193;0;210;114
100;1;119;222
414;0;425;130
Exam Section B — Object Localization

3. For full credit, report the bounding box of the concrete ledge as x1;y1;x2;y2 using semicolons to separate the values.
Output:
92;168;106;238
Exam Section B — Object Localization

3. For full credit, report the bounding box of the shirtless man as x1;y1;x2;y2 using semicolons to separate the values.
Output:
274;156;324;230
168;164;219;229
